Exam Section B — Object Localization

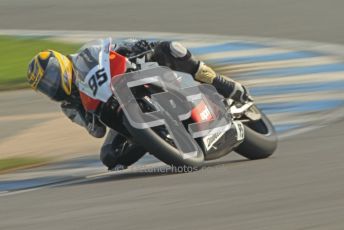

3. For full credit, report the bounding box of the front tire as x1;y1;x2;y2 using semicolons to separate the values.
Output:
123;115;205;169
235;108;278;159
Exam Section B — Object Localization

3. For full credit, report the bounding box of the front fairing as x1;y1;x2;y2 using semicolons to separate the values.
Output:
70;38;114;103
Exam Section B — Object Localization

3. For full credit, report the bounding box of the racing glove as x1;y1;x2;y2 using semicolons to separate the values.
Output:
61;102;86;127
61;102;106;138
116;39;154;57
131;40;154;54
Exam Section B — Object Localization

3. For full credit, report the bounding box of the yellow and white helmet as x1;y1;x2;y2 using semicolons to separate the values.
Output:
27;50;73;101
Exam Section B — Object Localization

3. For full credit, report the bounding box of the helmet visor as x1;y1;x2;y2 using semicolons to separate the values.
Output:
36;59;64;101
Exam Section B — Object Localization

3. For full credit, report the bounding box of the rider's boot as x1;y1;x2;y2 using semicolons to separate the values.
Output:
100;129;146;170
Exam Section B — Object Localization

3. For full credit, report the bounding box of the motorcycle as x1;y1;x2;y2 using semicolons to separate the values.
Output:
72;38;278;169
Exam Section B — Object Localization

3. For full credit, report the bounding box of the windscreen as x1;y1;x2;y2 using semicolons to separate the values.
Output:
70;40;103;82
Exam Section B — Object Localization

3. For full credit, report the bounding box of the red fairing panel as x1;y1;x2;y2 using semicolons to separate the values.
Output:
109;51;127;77
79;92;101;112
80;51;127;112
191;100;214;123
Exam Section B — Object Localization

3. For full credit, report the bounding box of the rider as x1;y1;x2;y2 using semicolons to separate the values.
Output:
27;39;252;170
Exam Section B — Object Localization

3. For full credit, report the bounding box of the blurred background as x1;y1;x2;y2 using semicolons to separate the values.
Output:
1;0;344;229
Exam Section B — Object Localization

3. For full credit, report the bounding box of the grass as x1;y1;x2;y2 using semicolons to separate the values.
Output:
0;157;51;173
0;36;81;90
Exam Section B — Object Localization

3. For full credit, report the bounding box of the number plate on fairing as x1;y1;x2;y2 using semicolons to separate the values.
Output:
233;121;245;141
73;38;114;102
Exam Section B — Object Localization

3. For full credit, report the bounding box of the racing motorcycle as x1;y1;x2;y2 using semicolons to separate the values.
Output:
72;38;278;169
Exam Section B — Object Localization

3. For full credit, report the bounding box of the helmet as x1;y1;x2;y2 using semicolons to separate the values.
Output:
27;50;73;101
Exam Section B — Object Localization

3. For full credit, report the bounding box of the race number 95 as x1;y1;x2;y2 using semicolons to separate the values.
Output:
88;68;108;96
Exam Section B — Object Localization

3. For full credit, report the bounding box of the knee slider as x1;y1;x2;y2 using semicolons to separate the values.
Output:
153;41;199;74
169;42;188;58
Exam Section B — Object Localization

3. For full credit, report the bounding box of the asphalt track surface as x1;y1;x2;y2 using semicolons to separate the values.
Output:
1;0;344;229
1;0;344;44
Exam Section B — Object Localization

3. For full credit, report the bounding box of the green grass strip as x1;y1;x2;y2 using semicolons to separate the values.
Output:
0;157;51;173
0;35;80;90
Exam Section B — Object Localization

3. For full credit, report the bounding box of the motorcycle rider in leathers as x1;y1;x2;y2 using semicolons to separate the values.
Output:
27;39;252;170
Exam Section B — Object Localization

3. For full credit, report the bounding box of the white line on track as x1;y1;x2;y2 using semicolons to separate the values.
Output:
255;91;344;104
0;162;166;197
218;57;341;73
197;48;292;61
0;166;103;181
0;187;41;197
241;72;344;87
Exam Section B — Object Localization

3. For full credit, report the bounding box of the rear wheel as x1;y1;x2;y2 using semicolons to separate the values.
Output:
235;106;278;159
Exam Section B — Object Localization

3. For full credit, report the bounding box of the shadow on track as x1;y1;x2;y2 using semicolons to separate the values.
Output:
59;158;249;188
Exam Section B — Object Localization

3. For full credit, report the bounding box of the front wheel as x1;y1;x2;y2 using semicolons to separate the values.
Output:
235;106;278;159
122;115;205;169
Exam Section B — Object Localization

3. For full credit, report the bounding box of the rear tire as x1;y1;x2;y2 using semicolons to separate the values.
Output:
235;108;278;159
